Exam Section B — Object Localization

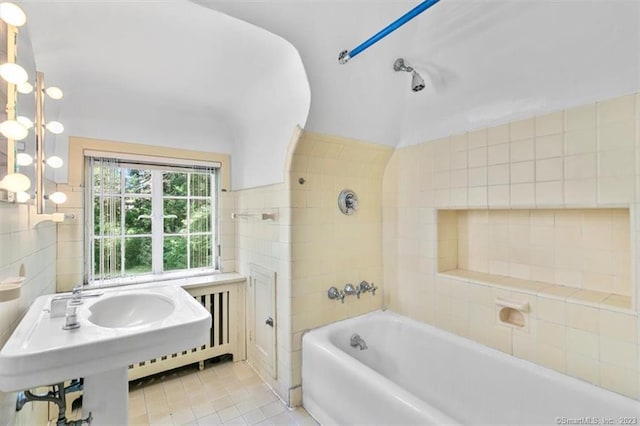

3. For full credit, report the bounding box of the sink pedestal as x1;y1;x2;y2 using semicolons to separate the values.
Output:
83;367;128;425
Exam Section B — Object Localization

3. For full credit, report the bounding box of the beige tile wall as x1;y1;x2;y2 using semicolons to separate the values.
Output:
0;194;57;424
56;183;84;292
235;130;393;407
383;93;640;399
288;131;393;398
438;208;631;297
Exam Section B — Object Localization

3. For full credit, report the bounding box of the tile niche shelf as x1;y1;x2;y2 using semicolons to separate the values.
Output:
437;208;634;312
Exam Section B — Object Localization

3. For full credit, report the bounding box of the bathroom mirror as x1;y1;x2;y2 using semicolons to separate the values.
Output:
0;21;12;202
14;23;36;192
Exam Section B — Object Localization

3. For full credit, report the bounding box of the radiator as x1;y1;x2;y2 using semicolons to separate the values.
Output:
127;281;246;381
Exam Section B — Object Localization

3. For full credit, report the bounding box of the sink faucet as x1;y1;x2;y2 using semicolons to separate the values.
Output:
62;305;80;330
50;286;102;318
350;333;368;350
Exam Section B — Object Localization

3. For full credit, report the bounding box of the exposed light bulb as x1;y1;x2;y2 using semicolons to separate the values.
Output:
15;191;30;203
0;2;26;27
17;115;33;129
17;81;33;94
45;86;63;100
0;62;28;84
0;172;31;192
16;152;33;166
45;156;64;169
47;191;67;204
45;121;64;134
0;119;28;140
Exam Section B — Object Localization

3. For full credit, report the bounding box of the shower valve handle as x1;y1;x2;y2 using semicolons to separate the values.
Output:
328;286;345;303
370;283;378;296
344;283;360;299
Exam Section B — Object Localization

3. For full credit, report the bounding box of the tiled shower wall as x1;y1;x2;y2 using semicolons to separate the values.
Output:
236;130;392;407
0;199;56;424
288;131;392;401
441;208;631;297
383;94;640;398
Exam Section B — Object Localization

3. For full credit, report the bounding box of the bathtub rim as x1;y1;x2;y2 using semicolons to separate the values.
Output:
302;309;640;407
301;311;460;425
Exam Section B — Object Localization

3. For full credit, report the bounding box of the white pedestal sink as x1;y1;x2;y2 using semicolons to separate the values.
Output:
0;285;211;425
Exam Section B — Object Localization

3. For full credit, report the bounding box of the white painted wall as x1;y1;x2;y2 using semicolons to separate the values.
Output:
396;0;640;146
15;0;640;190
19;0;310;190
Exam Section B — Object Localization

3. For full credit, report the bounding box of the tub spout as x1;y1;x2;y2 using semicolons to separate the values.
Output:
350;333;368;350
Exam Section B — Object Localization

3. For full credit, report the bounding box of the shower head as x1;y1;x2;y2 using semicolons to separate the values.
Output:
411;71;425;92
393;58;425;92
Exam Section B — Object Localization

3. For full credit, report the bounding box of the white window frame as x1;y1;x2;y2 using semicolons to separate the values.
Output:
84;151;221;287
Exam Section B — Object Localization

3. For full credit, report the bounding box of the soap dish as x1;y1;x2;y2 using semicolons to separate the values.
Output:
0;277;25;302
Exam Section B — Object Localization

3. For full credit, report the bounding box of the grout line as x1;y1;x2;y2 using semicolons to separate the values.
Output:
128;360;316;426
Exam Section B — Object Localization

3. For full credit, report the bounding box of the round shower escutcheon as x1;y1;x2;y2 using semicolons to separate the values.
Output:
338;189;358;215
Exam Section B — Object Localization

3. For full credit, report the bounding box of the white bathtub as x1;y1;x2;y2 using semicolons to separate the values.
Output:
302;310;640;425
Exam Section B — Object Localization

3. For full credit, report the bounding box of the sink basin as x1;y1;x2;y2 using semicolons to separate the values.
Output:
88;293;175;328
0;285;211;392
0;285;211;424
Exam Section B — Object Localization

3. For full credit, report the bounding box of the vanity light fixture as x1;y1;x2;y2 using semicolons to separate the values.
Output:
0;62;27;84
16;152;32;166
45;156;63;169
0;119;28;140
44;121;64;134
46;191;66;204
0;172;30;192
17;116;33;129
0;2;26;27
15;191;29;203
9;71;68;208
0;6;69;213
33;71;68;214
44;86;63;100
16;81;32;94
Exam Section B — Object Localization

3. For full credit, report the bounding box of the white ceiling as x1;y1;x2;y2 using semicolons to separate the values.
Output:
199;0;640;146
18;0;310;189
16;0;640;189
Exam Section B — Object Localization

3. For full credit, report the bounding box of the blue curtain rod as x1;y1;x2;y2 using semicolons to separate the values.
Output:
338;0;441;64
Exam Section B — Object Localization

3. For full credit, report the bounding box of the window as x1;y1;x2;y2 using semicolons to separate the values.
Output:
85;154;219;285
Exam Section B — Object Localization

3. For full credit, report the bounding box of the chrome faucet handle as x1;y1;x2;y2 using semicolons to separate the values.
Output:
369;282;378;296
69;285;83;305
328;286;345;303
344;283;360;299
359;280;372;293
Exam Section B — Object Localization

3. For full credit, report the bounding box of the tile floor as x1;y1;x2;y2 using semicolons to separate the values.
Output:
125;360;316;426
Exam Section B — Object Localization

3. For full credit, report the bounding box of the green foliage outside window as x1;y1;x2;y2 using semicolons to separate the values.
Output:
91;164;215;280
